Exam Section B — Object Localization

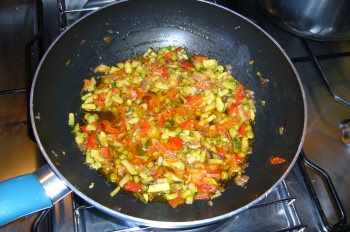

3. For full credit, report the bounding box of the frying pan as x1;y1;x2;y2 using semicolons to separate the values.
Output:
0;0;306;228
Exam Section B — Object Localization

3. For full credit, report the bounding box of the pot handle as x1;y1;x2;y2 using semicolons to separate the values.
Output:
0;165;71;226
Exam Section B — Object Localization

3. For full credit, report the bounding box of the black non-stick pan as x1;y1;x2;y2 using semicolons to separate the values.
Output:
0;0;306;228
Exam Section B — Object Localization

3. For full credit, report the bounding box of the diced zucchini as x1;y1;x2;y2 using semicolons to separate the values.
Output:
81;103;96;110
81;92;92;101
208;159;224;165
109;66;119;74
124;62;132;74
86;124;96;131
75;132;85;145
110;186;121;197
229;128;237;138
94;64;110;73
164;193;178;200
121;160;138;175
222;81;236;90
241;137;249;151
203;59;217;68
147;183;170;193
119;174;131;187
110;173;118;182
68;113;74;126
128;118;140;124
143;193;149;202
154;82;169;90
216;96;225;112
86;155;94;164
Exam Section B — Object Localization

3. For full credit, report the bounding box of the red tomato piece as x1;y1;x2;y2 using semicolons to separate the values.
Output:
100;146;111;158
127;88;145;100
175;47;183;52
234;154;245;163
238;124;247;137
185;95;203;107
81;79;91;93
118;69;127;79
166;88;179;100
207;127;219;137
181;120;193;130
102;120;120;134
168;137;184;151
270;157;286;165
163;51;173;59
147;94;160;111
124;181;142;192
132;157;147;165
93;92;106;106
235;84;244;104
138;119;152;137
216;146;226;157
181;62;194;68
196;81;210;90
195;190;210;200
193;55;208;61
80;125;90;133
227;103;238;116
87;134;98;149
168;197;185;208
161;70;170;78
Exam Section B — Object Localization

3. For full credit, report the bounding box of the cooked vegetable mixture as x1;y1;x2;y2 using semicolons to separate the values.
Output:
72;46;256;208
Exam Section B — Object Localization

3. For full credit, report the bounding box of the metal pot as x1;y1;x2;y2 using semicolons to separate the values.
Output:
257;0;350;41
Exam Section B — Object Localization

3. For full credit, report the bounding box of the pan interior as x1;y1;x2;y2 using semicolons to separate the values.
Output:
32;0;305;226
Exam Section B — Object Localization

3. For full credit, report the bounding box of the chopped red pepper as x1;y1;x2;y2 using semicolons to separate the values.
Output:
124;181;142;192
175;47;183;52
270;157;286;165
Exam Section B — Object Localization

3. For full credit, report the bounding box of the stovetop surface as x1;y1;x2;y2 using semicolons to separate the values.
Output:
0;0;350;231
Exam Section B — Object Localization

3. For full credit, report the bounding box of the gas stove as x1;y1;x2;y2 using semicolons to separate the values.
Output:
1;0;350;231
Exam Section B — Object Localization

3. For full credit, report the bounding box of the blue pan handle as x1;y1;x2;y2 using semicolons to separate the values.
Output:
0;165;71;226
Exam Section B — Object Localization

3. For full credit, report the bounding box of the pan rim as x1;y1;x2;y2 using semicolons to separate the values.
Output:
30;0;307;228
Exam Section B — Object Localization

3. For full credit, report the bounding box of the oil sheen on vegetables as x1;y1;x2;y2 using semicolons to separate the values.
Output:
71;46;256;208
